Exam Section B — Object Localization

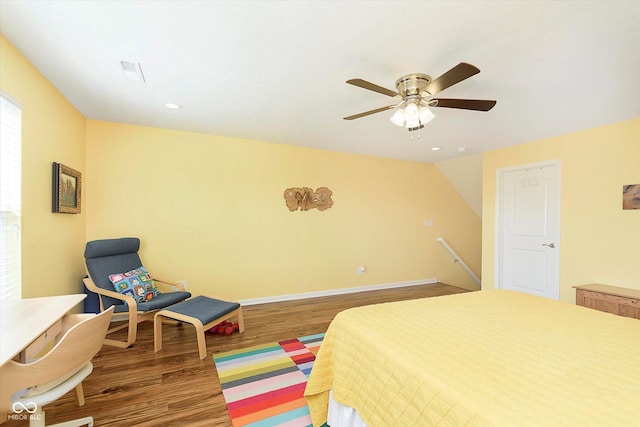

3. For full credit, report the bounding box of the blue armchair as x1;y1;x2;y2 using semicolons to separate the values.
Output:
83;237;191;348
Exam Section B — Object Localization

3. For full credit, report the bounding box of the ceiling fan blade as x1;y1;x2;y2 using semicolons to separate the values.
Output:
343;105;397;120
346;79;399;98
424;63;480;96
430;98;496;111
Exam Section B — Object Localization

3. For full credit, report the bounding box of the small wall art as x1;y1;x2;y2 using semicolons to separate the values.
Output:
52;162;82;214
623;184;640;210
284;187;333;212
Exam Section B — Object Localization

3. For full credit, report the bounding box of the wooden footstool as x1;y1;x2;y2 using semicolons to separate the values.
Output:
154;295;244;359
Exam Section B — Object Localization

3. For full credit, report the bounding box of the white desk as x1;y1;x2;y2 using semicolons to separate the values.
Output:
0;294;86;365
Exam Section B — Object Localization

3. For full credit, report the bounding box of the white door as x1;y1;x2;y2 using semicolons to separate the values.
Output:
496;161;560;299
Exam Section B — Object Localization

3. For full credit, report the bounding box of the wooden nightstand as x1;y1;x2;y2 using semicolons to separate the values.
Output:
574;284;640;320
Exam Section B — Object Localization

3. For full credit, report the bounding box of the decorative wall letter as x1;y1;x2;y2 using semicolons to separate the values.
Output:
284;187;333;211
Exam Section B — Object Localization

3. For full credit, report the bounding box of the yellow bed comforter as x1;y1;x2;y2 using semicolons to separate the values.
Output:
304;290;640;426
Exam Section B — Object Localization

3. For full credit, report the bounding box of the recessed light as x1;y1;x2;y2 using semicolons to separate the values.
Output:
431;147;441;151
165;103;183;109
457;147;467;152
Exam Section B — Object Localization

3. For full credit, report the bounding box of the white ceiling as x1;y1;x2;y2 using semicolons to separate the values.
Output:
1;0;639;163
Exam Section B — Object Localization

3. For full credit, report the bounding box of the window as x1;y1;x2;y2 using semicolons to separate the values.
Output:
1;91;22;301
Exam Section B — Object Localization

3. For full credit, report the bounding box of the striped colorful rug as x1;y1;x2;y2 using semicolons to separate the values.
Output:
213;333;325;427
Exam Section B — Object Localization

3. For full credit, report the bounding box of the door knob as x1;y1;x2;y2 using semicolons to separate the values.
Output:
542;243;556;248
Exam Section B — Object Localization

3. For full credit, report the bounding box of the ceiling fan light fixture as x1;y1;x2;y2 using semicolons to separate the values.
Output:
390;103;435;131
404;102;419;121
406;118;421;129
390;109;405;126
418;106;435;124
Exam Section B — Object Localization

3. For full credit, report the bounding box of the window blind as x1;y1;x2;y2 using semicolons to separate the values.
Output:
0;91;22;301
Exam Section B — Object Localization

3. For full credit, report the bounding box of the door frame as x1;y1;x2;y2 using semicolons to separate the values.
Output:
495;159;561;299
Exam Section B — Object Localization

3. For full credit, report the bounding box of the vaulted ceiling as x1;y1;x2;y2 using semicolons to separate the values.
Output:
1;1;639;163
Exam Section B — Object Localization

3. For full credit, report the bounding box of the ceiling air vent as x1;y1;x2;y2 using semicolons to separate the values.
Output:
120;61;145;83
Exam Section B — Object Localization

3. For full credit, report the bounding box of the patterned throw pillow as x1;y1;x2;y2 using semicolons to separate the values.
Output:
109;266;158;303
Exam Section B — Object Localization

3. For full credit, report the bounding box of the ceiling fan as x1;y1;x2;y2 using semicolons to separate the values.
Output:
344;62;496;131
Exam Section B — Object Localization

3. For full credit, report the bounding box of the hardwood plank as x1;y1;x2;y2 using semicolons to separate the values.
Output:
8;283;468;426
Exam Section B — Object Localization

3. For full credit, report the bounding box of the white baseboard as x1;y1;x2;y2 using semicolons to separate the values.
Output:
238;278;438;306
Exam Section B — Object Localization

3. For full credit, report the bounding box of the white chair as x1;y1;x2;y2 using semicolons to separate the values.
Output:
0;306;114;427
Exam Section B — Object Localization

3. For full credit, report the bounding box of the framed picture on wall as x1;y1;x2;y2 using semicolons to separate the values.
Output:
623;184;640;210
52;162;82;214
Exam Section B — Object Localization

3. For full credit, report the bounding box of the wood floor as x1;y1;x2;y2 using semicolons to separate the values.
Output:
11;283;468;427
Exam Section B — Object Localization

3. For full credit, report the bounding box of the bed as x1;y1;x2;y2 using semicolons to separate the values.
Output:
304;290;640;426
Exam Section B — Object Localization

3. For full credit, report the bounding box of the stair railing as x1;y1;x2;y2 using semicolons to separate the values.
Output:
437;237;481;286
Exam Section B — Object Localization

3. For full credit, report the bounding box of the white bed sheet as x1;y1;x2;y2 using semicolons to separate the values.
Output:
327;390;369;427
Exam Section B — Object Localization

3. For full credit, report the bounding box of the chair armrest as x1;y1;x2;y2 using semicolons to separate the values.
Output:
83;276;138;310
152;277;186;292
60;313;95;335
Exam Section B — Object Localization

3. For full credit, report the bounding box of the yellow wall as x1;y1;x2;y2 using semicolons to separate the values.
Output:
1;33;480;302
0;35;87;298
482;118;640;303
86;120;481;301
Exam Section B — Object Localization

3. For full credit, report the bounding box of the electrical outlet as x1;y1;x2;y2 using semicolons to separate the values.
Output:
357;266;366;275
